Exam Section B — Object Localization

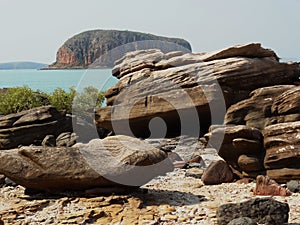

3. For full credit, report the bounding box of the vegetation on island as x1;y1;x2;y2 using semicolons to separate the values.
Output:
0;86;105;115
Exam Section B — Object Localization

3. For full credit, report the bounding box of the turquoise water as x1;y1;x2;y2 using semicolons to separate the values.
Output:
0;69;118;93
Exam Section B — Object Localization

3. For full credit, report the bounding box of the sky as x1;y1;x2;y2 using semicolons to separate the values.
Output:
0;0;299;64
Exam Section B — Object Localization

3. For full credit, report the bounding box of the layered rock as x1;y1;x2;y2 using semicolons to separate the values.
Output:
203;125;265;177
0;106;72;150
225;85;300;130
0;135;172;192
263;121;300;182
96;43;300;137
47;30;192;69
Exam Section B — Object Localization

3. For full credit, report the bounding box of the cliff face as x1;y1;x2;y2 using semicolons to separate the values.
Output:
48;30;192;69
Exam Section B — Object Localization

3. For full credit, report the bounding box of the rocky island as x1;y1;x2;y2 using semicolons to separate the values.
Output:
46;30;192;69
1;43;300;224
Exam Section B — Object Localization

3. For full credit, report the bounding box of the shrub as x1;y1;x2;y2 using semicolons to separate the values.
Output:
46;87;76;114
0;86;105;115
0;86;45;114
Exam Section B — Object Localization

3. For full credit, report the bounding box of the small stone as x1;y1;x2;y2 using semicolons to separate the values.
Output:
228;217;258;225
201;160;234;185
163;215;178;221
254;175;292;196
139;214;154;221
287;180;300;193
195;216;204;220
178;217;188;222
208;213;216;218
185;168;204;179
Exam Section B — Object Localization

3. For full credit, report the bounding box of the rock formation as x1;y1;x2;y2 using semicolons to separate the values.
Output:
0;106;72;150
47;30;192;69
263;121;300;182
96;43;300;138
217;198;289;225
0;135;172;192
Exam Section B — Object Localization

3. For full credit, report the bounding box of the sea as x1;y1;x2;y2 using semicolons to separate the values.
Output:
0;69;118;93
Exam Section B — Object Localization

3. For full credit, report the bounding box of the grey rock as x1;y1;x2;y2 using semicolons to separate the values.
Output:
217;198;289;225
287;180;300;193
228;217;258;225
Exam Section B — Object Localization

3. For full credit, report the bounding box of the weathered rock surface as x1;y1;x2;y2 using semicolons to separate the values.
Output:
263;121;300;182
225;85;294;129
201;160;234;185
204;125;265;177
96;43;300;137
254;175;292;196
228;217;258;225
217;198;289;225
0;106;72;150
0;135;172;192
47;30;191;69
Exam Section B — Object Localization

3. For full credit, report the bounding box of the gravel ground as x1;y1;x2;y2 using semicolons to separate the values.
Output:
0;169;299;225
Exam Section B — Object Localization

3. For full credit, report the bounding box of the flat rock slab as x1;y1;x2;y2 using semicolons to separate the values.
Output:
0;135;172;192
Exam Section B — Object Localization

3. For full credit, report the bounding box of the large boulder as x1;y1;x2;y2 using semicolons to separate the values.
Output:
263;121;300;182
203;125;265;177
0;135;172;192
217;198;289;225
0;106;72;150
96;43;300;137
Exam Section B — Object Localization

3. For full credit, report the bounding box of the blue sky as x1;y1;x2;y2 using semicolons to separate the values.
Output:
0;0;299;63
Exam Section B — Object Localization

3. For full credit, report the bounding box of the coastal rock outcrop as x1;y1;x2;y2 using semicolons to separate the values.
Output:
0;106;72;150
263;121;300;182
0;135;172;192
225;85;300;130
202;125;265;177
47;30;192;69
96;43;300;137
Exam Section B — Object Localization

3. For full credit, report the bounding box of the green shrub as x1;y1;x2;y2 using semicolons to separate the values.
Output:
0;86;45;114
0;86;105;115
72;86;105;116
46;87;76;114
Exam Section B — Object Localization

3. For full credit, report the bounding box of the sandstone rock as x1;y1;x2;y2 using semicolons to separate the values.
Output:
48;30;191;69
96;44;300;137
0;106;72;150
201;160;234;185
225;85;300;130
263;121;300;182
253;175;291;196
237;155;264;173
225;85;294;130
144;136;203;162
0;135;172;192
56;132;77;147
217;198;289;225
228;217;258;225
42;135;56;147
205;125;264;173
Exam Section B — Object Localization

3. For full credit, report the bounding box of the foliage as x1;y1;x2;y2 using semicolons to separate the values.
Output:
72;86;105;117
0;86;45;114
45;87;76;114
0;86;105;115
